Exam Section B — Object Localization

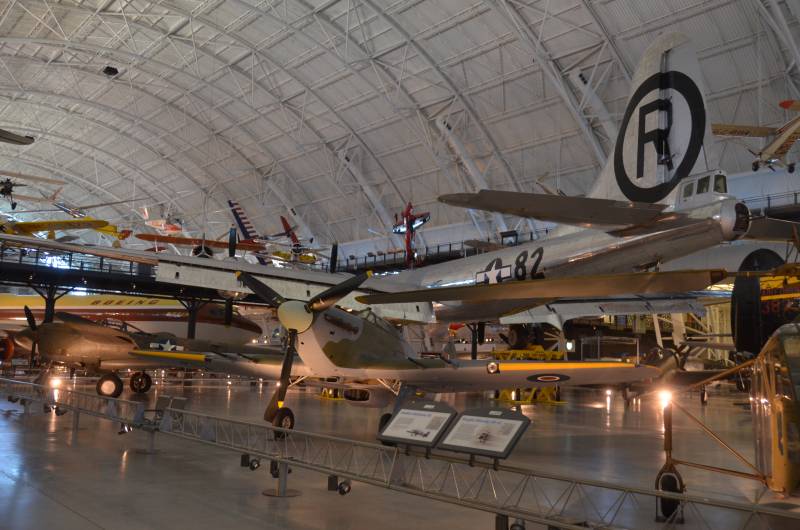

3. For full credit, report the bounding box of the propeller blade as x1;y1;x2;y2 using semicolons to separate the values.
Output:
236;271;286;306
23;305;36;330
307;271;372;312
264;330;296;422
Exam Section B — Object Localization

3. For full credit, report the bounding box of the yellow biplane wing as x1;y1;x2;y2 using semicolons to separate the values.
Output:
11;219;108;235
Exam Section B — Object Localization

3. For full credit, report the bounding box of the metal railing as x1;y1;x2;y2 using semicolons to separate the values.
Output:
160;407;800;529
0;243;154;279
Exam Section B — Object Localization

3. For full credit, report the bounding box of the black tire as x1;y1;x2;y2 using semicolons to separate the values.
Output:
129;372;152;394
272;407;295;439
378;412;392;433
507;324;530;349
752;161;760;172
789;163;796;174
657;473;682;520
96;373;123;398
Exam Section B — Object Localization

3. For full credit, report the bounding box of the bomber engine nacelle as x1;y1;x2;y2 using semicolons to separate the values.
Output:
341;387;394;408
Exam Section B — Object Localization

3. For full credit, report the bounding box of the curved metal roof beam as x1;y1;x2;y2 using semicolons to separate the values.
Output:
152;0;408;203
0;36;317;239
20;1;348;228
0;153;146;221
359;0;526;195
0;80;207;198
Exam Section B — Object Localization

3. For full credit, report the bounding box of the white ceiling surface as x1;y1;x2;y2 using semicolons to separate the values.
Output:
0;0;797;249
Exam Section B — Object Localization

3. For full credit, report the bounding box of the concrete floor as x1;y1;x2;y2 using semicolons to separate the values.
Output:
0;377;798;529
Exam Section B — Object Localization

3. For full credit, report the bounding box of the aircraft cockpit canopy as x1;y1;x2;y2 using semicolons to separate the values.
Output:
680;172;728;203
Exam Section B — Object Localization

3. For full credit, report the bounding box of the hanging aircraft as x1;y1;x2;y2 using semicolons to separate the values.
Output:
135;230;267;258
2;33;800;335
712;100;800;173
0;171;65;210
0;216;131;246
391;202;430;267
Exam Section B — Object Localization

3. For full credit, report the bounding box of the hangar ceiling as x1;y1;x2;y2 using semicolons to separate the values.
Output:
0;0;797;247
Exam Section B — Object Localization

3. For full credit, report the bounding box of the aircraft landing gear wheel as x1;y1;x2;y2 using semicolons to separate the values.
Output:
378;412;392;433
752;161;760;172
507;324;530;350
272;407;294;439
789;163;796;174
378;412;396;446
54;406;68;416
97;373;123;398
337;480;352;496
129;372;152;394
700;387;708;406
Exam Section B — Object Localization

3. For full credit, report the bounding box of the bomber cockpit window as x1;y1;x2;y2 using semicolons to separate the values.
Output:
714;174;727;193
682;182;694;199
697;176;710;194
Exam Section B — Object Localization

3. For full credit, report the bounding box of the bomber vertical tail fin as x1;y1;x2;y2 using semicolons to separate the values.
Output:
587;33;715;205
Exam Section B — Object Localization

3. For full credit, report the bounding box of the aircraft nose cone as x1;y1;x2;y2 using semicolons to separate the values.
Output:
277;300;314;333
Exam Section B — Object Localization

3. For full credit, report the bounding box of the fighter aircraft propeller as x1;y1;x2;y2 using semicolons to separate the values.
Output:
22;305;39;369
234;270;372;430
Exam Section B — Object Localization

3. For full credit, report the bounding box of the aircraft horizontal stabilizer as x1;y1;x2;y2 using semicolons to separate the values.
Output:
745;217;800;242
356;269;727;305
439;190;690;232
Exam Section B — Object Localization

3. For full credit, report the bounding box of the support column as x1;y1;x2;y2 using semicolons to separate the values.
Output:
178;298;209;340
31;284;73;324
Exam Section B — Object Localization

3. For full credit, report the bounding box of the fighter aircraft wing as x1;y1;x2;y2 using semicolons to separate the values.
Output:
356;269;728;304
12;219;109;233
439;190;692;232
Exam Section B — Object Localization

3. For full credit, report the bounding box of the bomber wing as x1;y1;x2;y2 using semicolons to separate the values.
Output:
356;269;727;305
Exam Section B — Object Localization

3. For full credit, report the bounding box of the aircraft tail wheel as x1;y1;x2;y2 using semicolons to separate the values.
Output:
655;470;685;522
378;412;396;446
337;480;352;496
272;407;295;439
378;412;392;433
129;372;152;394
97;373;123;398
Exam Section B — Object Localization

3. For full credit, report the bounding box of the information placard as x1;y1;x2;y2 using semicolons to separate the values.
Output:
438;408;530;459
377;400;457;448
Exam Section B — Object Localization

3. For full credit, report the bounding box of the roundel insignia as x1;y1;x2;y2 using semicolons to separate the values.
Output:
614;71;705;203
526;373;570;383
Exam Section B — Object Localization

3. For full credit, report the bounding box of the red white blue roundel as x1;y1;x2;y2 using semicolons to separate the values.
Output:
527;373;570;383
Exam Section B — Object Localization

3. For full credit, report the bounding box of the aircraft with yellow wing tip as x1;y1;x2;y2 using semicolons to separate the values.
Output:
0;217;131;245
712;100;800;173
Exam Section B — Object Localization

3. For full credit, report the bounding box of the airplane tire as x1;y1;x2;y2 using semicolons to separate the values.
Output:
752;161;760;172
129;372;152;394
97;373;123;398
272;407;295;439
378;412;392;433
507;324;530;350
789;163;796;174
